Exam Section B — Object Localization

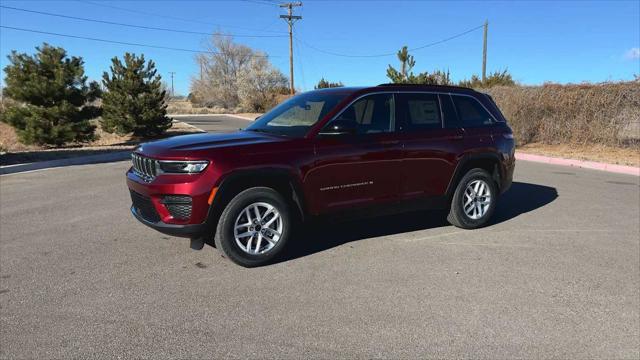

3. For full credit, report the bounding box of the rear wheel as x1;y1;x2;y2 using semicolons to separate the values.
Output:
447;168;497;229
214;187;291;267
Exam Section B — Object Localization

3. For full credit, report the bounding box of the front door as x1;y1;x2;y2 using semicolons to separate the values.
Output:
305;93;403;214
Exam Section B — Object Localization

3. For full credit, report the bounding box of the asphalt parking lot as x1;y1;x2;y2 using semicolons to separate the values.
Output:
1;115;639;358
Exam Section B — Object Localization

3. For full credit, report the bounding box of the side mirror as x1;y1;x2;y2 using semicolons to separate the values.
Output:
319;119;357;136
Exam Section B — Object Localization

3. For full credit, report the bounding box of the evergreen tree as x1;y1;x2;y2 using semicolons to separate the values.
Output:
314;78;344;89
101;53;170;137
1;43;100;146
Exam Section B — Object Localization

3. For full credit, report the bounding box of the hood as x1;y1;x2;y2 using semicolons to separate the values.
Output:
136;131;288;157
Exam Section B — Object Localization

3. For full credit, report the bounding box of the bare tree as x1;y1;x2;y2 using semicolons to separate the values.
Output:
191;34;286;111
238;56;288;112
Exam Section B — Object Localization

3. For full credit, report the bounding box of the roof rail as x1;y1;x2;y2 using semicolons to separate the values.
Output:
376;83;474;91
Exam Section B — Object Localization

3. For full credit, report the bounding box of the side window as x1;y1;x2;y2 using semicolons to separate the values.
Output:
334;93;394;134
452;95;495;127
398;93;441;131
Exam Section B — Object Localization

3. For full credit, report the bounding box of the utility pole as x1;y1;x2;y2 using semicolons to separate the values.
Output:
169;71;175;98
280;2;302;95
482;19;488;83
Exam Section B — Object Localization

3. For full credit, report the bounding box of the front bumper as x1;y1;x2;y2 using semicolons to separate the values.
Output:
126;164;220;238
130;205;205;237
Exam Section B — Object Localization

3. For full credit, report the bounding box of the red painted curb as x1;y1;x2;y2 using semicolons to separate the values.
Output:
515;152;640;176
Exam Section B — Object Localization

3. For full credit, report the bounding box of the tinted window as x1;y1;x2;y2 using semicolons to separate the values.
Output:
332;93;394;134
398;93;441;131
452;95;494;127
247;91;349;137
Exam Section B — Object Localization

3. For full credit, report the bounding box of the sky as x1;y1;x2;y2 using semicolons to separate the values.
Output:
0;0;639;96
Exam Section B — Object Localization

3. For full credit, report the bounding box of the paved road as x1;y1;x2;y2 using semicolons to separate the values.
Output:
1;115;639;358
172;114;253;133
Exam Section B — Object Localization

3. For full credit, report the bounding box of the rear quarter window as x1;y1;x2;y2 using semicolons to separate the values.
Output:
452;95;495;128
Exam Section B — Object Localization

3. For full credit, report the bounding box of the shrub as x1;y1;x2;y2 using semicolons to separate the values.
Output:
484;82;640;147
458;69;515;88
1;43;100;146
101;53;171;137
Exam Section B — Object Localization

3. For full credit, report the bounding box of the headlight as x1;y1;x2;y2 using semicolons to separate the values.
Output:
157;160;209;174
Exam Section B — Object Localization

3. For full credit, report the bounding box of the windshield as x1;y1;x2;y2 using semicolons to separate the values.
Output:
246;91;349;137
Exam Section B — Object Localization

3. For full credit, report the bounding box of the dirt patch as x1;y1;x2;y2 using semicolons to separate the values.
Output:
518;143;640;167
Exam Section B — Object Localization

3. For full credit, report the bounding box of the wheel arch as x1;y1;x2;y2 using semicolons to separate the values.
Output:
446;153;503;199
205;168;307;232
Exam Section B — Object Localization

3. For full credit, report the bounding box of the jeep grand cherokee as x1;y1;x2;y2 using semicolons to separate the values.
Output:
127;84;515;267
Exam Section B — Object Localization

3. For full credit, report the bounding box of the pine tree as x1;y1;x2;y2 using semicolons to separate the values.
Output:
1;43;100;146
101;53;171;137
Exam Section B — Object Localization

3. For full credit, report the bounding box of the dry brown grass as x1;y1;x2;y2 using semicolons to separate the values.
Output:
484;81;640;147
0;119;202;154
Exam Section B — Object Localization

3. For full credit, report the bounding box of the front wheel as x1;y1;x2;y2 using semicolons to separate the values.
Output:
214;187;291;267
447;168;498;229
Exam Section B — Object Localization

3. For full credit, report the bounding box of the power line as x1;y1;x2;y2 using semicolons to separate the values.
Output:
0;5;287;38
0;25;283;58
296;24;485;58
78;0;287;35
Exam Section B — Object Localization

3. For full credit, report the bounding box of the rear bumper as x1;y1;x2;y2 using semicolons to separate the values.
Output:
130;205;206;237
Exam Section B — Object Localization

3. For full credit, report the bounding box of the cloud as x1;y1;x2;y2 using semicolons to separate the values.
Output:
624;47;640;60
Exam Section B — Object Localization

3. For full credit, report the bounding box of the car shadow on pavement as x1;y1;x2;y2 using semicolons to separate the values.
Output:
277;181;558;263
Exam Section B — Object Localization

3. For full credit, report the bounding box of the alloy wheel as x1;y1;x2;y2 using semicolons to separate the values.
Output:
233;202;283;255
463;179;492;220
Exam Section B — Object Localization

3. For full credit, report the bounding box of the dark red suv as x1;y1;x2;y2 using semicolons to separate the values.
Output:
127;84;515;266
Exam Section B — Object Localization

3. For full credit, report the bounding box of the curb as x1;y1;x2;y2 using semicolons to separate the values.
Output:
0;151;131;175
515;152;640;176
222;114;257;121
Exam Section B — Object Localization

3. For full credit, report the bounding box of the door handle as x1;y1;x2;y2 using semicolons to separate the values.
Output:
451;134;464;141
380;140;400;146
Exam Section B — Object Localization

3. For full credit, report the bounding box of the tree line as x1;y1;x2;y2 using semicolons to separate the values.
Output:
1;38;516;147
386;46;515;87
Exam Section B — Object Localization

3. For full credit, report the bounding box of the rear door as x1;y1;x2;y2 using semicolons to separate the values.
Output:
396;92;463;197
306;93;403;213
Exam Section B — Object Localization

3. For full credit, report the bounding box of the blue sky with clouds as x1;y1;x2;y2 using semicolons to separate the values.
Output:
1;0;639;95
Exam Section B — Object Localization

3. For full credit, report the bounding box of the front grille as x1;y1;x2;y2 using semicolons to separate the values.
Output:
130;190;161;223
162;195;192;220
131;153;158;182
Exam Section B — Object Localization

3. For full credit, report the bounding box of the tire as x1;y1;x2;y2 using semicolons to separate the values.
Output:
214;187;291;267
447;168;498;229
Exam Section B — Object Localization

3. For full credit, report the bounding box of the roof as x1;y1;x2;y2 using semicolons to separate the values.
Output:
375;83;476;92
